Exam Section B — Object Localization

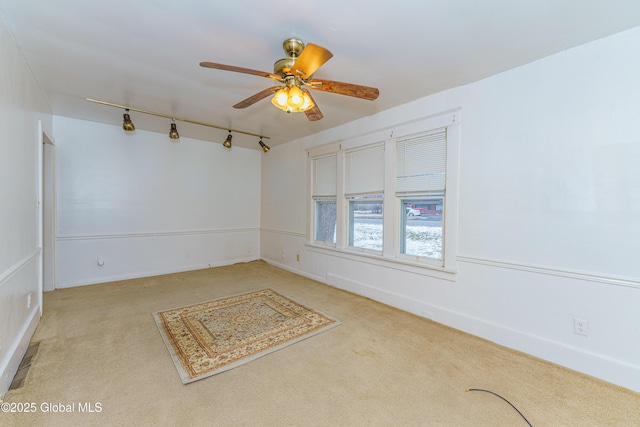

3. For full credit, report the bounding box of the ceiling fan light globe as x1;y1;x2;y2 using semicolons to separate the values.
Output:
271;88;289;111
299;92;314;111
287;86;304;108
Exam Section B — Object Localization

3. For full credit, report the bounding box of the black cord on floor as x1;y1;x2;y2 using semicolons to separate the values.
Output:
466;388;533;427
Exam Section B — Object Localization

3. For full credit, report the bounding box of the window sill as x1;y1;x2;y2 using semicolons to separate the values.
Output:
304;242;457;282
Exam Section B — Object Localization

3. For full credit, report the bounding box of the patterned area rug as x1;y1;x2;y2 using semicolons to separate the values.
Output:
153;289;340;384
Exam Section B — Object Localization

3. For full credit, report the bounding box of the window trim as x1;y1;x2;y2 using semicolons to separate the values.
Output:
304;242;457;281
396;195;445;266
306;110;460;277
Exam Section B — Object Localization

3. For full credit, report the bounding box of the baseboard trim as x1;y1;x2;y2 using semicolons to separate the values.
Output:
428;302;640;393
0;306;40;397
326;273;425;316
55;257;259;288
325;271;640;393
262;259;326;284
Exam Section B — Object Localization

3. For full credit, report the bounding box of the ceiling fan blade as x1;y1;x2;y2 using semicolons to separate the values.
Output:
308;79;379;100
302;88;323;121
200;62;282;81
291;43;333;79
233;86;281;109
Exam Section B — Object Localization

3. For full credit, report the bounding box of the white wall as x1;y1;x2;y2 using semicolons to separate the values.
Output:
54;117;261;287
261;27;640;391
0;18;52;395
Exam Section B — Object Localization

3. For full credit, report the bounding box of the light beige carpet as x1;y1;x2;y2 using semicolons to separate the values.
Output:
153;289;340;383
3;260;639;426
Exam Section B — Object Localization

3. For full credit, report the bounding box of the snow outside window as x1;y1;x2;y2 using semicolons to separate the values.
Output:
348;195;384;252
400;198;444;260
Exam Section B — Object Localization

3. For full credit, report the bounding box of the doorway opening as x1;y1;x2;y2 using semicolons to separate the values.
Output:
41;127;56;299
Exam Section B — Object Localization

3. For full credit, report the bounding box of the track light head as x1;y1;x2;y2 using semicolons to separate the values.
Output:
259;138;270;153
169;120;180;140
122;109;135;131
223;131;232;149
87;99;269;142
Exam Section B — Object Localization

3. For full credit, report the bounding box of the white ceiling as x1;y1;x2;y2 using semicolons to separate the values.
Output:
2;0;640;149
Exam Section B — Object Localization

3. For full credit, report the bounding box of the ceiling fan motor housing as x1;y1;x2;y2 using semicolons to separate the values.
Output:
282;38;305;58
274;38;305;75
273;57;295;75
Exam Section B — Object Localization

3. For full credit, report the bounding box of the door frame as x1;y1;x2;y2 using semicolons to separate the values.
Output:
38;120;56;314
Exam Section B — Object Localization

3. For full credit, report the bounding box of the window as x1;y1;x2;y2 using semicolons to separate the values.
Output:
345;143;385;252
400;197;443;260
312;154;336;244
306;111;458;275
348;195;384;251
315;199;336;243
396;129;447;263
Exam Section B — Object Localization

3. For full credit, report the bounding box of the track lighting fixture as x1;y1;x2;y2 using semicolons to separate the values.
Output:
222;131;232;148
259;138;270;153
169;119;180;140
86;98;270;149
122;109;135;131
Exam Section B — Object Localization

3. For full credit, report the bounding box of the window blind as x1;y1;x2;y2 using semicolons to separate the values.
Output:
312;154;336;197
345;143;384;196
395;129;446;194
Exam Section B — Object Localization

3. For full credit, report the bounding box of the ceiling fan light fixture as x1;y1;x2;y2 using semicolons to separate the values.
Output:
299;91;314;112
222;131;232;148
271;87;289;111
270;84;314;113
168;120;180;140
122;109;135;131
287;85;304;108
286;90;314;113
200;38;378;121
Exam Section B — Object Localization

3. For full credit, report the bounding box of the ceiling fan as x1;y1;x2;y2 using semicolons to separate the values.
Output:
200;38;379;121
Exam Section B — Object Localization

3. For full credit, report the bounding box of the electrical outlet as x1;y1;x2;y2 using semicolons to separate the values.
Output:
97;258;105;268
296;254;300;262
27;293;31;309
574;318;589;336
281;249;286;260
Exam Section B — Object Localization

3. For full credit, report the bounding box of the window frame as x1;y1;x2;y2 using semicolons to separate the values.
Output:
306;111;460;278
313;197;337;245
346;194;384;254
397;195;445;266
308;147;339;247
